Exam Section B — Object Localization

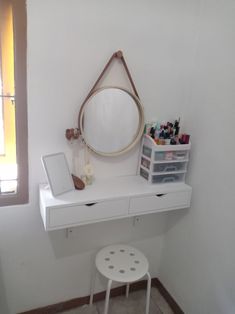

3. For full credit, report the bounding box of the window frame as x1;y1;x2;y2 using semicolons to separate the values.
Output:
0;96;4;155
0;0;28;206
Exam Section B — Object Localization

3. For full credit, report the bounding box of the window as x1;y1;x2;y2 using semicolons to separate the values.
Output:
0;0;28;206
0;88;4;155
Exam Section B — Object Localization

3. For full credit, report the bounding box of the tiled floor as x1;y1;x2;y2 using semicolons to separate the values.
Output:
61;287;174;314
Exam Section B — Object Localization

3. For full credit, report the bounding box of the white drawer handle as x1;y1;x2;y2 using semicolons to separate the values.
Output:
85;202;97;207
156;194;166;197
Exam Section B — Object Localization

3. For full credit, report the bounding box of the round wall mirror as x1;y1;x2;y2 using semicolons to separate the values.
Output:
79;87;144;156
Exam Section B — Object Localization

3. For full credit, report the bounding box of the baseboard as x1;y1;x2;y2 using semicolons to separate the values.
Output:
153;278;184;314
19;277;184;314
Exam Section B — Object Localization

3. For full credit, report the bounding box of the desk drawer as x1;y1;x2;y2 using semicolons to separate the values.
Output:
129;191;191;214
49;198;129;227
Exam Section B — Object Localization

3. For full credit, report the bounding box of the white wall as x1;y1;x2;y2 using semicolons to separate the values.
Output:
6;1;234;313
159;0;235;313
0;0;199;313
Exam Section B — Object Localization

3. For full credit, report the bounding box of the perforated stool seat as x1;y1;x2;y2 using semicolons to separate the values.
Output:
90;244;151;314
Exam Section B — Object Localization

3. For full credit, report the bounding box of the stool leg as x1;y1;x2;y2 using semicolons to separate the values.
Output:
126;283;130;298
145;272;151;314
89;268;98;305
104;279;112;314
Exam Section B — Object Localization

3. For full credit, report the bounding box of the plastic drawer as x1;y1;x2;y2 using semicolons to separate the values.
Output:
154;150;189;161
142;145;152;158
153;162;187;173
151;173;185;184
140;168;149;180
173;151;189;160
141;157;150;169
154;151;167;161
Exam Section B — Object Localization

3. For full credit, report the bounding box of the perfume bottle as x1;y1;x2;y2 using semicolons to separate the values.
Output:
83;163;94;185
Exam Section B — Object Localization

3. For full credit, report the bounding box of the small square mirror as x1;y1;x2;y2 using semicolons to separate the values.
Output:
41;153;74;196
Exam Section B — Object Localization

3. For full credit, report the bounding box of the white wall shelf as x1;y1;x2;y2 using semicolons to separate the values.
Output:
39;175;192;231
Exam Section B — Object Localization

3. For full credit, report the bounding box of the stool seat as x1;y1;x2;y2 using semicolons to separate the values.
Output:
90;244;151;314
96;244;149;283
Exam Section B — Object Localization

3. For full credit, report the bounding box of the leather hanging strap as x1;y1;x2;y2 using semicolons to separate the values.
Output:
89;50;139;98
78;51;140;132
84;50;139;102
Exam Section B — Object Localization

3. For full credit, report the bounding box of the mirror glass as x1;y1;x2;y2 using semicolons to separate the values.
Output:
41;153;74;196
79;87;144;156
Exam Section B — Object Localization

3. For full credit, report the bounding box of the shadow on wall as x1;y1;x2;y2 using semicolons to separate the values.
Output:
0;258;9;314
164;208;189;233
47;213;168;259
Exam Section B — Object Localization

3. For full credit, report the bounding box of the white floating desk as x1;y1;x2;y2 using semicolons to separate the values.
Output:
39;175;192;231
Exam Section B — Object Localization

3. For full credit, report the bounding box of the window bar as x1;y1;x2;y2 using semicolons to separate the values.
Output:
0;94;15;104
0;94;15;98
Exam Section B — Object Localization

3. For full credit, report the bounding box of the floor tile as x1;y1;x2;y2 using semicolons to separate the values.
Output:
151;288;174;314
96;289;162;314
61;304;98;314
60;287;173;314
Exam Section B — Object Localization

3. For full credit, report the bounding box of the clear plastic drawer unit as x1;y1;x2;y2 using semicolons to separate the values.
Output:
139;135;191;184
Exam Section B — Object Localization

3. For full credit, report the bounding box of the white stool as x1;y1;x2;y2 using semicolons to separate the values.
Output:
90;244;151;314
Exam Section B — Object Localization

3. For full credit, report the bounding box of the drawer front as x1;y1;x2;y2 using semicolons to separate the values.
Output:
129;191;191;214
49;198;129;228
153;162;187;173
151;173;185;184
